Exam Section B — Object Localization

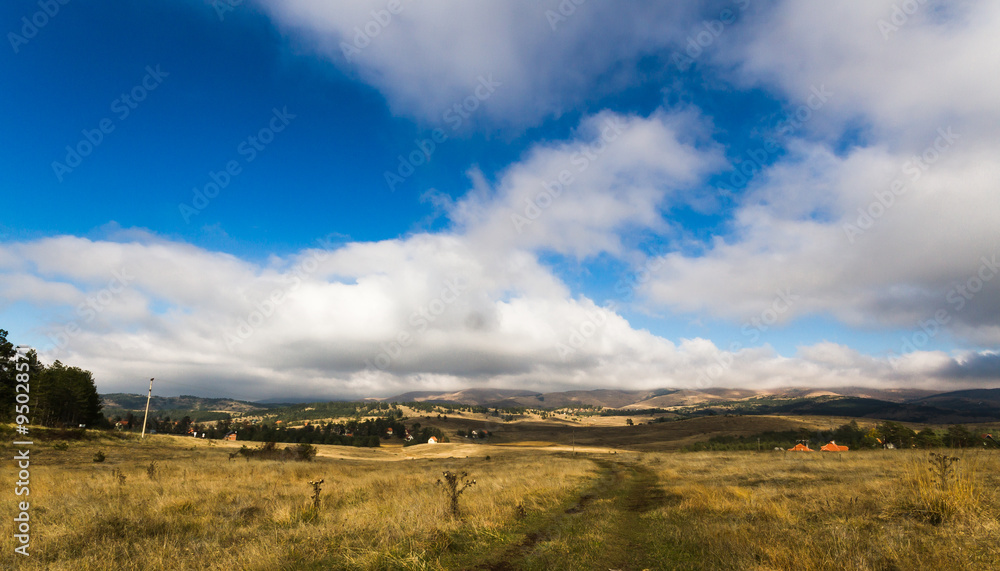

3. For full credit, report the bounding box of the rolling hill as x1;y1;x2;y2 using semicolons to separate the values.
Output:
101;386;1000;425
380;386;999;423
382;386;941;409
100;393;274;414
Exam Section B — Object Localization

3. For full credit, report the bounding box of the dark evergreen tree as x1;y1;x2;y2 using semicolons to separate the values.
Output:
915;427;943;448
35;360;104;427
945;424;973;448
0;329;19;422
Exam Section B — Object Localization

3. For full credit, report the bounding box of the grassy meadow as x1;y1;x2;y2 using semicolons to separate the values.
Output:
2;425;999;570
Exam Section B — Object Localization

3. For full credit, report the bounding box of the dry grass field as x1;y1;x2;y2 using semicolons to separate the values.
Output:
2;424;999;570
638;450;1000;570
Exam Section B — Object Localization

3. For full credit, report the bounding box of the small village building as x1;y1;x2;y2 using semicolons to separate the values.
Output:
427;436;438;444
224;432;238;441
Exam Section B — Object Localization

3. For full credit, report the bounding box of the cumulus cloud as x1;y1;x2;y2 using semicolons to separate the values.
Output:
725;0;1000;144
5;2;998;398
452;110;725;259
937;352;1000;382
256;0;707;128
1;226;990;399
644;142;1000;332
639;0;1000;352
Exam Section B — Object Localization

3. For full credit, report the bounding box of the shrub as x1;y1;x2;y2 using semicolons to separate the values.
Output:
294;443;317;462
237;441;317;462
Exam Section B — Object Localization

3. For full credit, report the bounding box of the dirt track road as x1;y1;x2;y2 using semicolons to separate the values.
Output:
472;457;693;571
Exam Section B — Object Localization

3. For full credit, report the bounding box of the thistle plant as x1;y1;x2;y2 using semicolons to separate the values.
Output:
437;471;476;517
308;479;324;509
928;452;960;490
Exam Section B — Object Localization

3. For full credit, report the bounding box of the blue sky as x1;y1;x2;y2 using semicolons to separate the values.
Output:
2;0;998;399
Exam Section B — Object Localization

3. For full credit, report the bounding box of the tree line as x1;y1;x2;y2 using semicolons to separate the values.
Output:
114;413;450;448
0;329;104;428
683;420;996;451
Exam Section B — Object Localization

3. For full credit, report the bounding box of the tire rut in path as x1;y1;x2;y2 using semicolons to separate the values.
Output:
474;458;662;570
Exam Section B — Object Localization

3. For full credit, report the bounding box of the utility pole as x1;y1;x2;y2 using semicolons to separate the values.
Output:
141;378;154;439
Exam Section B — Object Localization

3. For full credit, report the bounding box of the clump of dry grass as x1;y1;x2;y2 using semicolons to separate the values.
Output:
110;467;126;486
891;451;987;526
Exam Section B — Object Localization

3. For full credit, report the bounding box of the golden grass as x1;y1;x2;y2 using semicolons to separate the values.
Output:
2;430;999;570
0;433;595;570
640;449;1000;570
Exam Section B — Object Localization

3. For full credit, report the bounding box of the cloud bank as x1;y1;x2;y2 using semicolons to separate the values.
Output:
3;0;998;398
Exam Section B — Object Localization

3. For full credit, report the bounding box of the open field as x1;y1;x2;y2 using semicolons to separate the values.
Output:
3;421;1000;570
419;413;882;451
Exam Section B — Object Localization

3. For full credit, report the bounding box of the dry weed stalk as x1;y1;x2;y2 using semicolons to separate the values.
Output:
308;479;324;509
928;452;960;490
437;471;476;517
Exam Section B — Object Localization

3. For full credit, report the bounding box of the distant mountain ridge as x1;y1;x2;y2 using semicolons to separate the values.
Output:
384;389;539;404
101;393;273;413
100;387;1000;424
379;386;945;409
378;386;999;423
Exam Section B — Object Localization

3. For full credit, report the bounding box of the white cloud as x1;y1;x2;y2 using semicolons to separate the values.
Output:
2;228;990;399
638;0;1000;351
726;0;1000;144
452;110;724;259
256;0;704;128
6;2;998;397
0;273;81;306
